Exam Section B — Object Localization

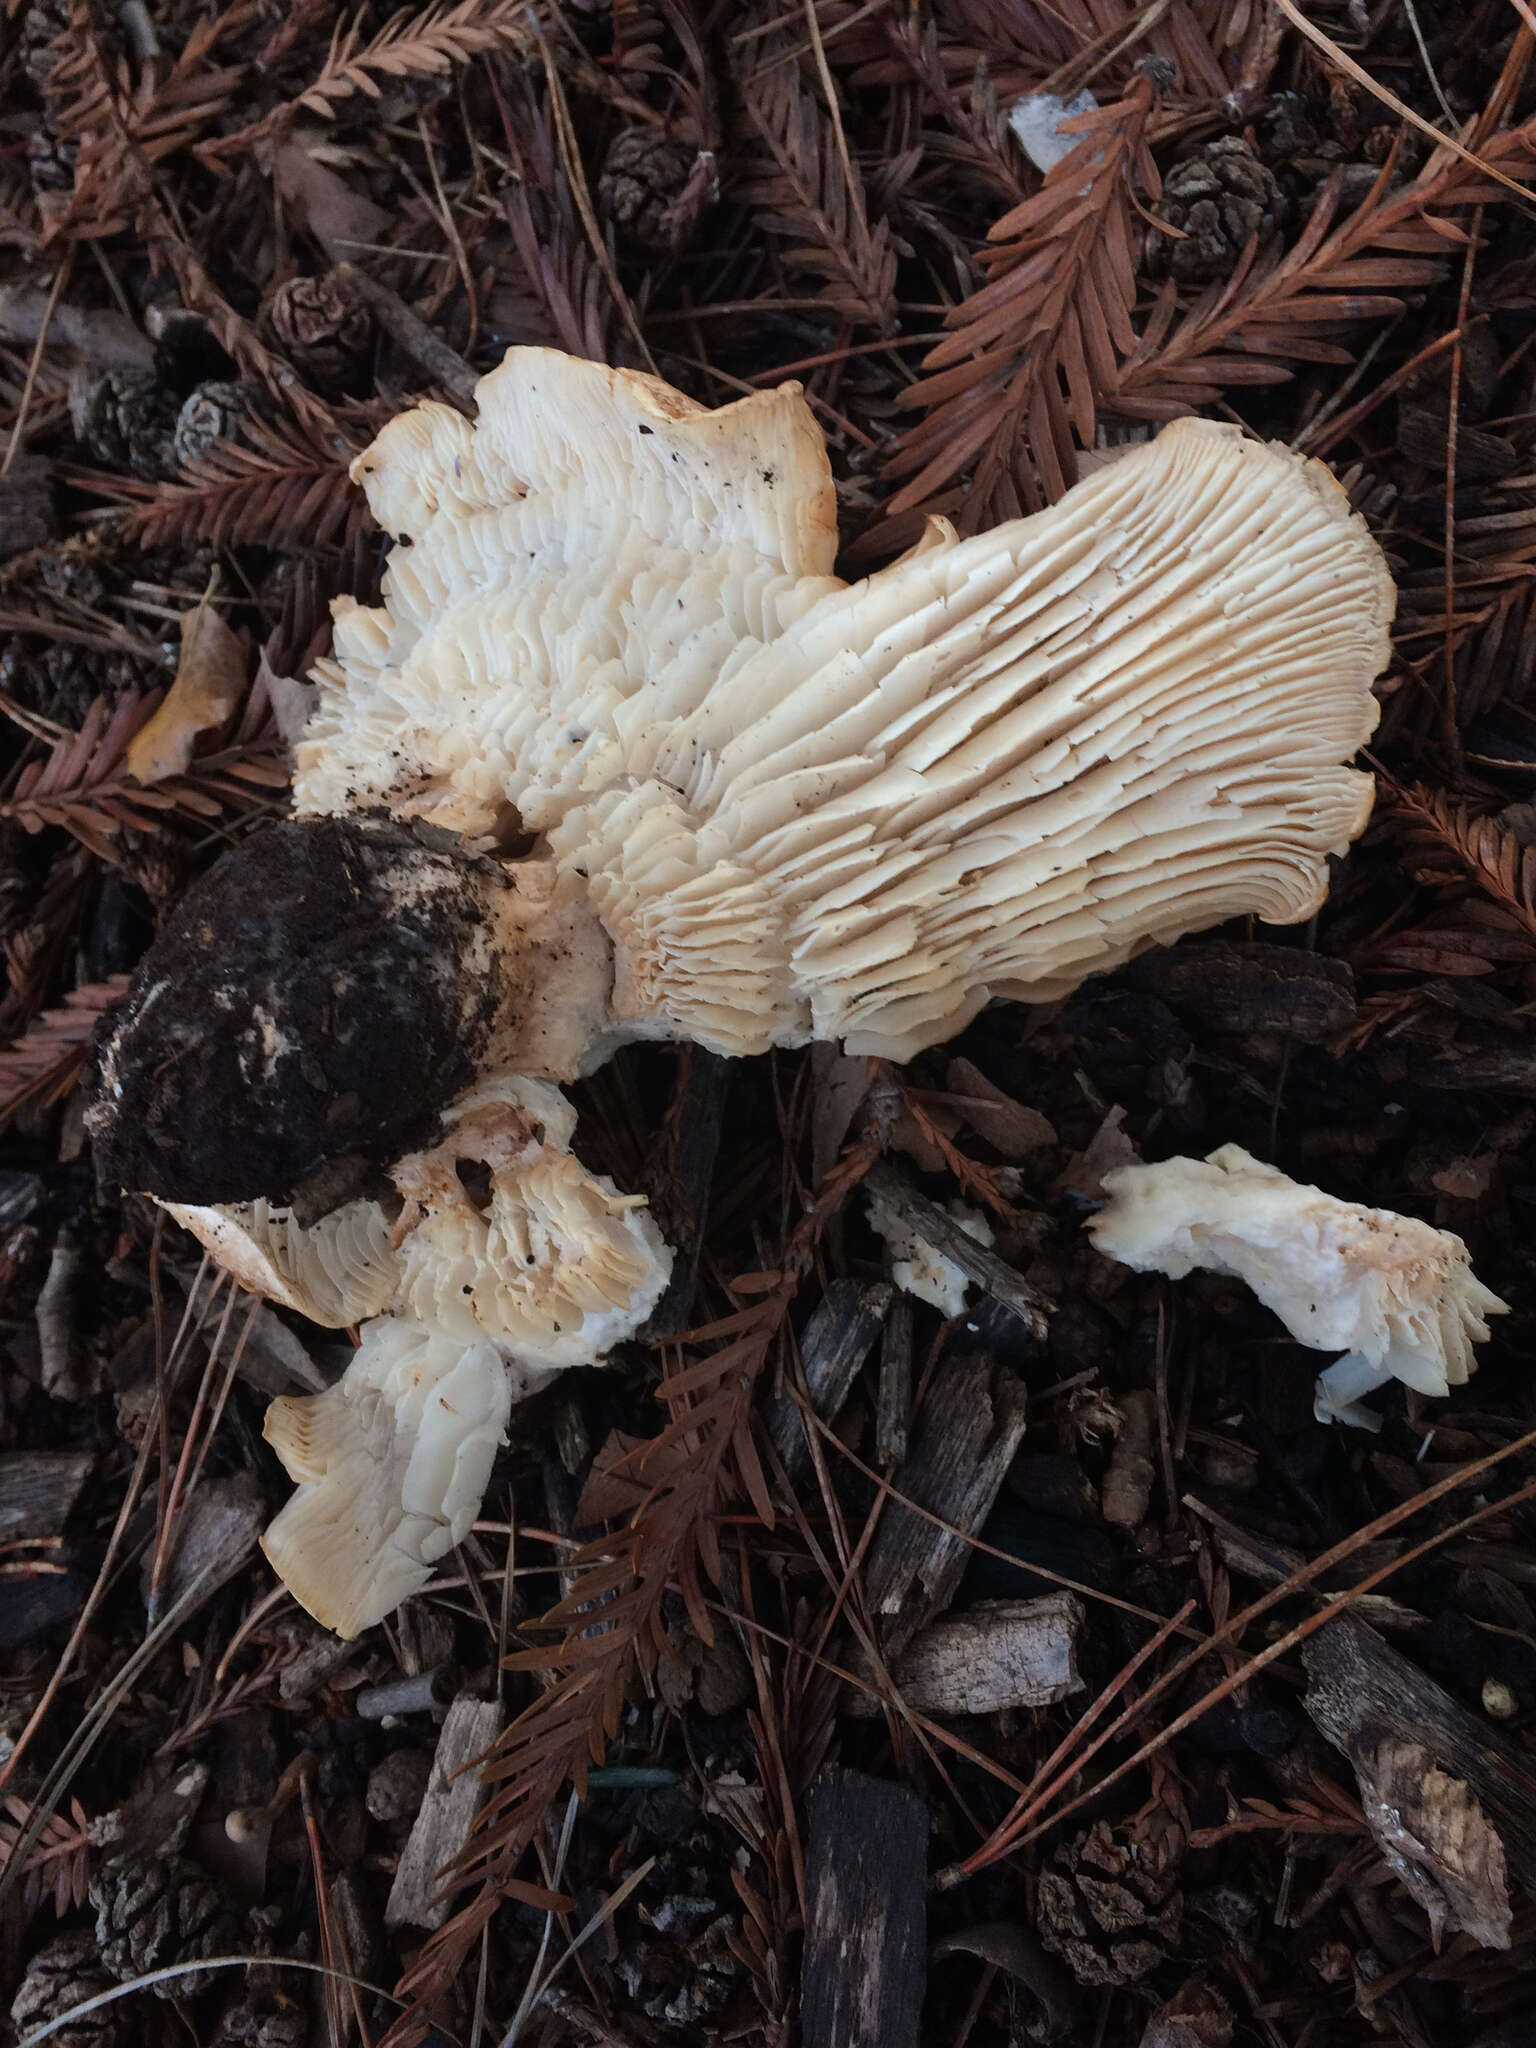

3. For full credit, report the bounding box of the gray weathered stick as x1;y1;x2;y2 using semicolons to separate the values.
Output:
861;1351;1029;1656
333;264;478;405
766;1276;892;1487
801;1768;927;2048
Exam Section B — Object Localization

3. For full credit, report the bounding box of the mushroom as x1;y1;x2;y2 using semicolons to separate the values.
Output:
87;347;1396;1628
294;349;1391;1066
261;1317;510;1640
1088;1144;1508;1428
173;1074;671;1635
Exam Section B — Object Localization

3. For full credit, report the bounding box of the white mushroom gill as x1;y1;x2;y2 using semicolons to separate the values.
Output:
1088;1145;1509;1429
163;1194;399;1328
189;1073;671;1635
296;347;1393;1065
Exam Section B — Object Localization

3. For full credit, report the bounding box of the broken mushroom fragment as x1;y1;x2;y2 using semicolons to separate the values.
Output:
1089;1145;1508;1428
162;1193;398;1327
182;1073;671;1635
262;1317;510;1639
868;1190;994;1318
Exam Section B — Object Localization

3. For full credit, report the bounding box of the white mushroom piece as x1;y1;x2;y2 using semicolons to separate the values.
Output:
1088;1144;1509;1429
167;1078;671;1636
87;347;1396;1632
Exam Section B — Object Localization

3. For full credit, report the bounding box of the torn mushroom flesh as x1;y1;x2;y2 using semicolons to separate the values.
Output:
192;1074;671;1636
1089;1144;1508;1428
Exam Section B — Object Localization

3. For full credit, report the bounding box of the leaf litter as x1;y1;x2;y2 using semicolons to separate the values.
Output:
2;3;1536;2046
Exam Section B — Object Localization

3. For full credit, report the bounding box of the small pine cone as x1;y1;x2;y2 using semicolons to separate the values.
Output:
68;369;180;482
173;381;252;470
91;1853;240;1999
26;124;76;196
19;0;69;90
598;129;715;253
11;1930;125;2048
212;1990;308;2048
1036;1818;1183;1986
1148;136;1288;283
263;273;372;391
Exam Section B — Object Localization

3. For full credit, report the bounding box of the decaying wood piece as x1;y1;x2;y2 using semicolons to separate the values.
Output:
863;1163;1051;1338
875;1289;914;1467
1101;1389;1157;1528
1303;1614;1536;1944
801;1768;927;2048
861;1353;1030;1656
0;1450;93;1543
848;1592;1084;1717
386;1694;506;1931
766;1276;892;1488
35;1231;86;1402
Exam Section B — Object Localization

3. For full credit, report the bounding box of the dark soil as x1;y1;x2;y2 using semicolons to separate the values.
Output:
89;816;505;1206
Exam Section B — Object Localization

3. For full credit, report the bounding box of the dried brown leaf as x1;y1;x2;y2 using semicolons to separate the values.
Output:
124;590;247;785
1360;1737;1512;1949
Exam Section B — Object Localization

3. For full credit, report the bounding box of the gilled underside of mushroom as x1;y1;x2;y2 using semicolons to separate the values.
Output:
88;346;1401;1634
299;348;1394;1063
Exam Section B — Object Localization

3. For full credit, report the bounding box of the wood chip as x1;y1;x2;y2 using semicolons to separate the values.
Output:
766;1276;892;1487
801;1768;927;2048
862;1162;1051;1338
1303;1615;1536;1936
0;1449;93;1543
848;1592;1084;1717
861;1351;1029;1656
386;1694;506;1930
875;1289;914;1466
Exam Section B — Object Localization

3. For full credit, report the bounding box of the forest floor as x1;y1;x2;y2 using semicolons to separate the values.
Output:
2;2;1536;2046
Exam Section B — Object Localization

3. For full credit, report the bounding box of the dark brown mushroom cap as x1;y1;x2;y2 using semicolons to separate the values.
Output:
87;814;505;1206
